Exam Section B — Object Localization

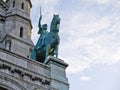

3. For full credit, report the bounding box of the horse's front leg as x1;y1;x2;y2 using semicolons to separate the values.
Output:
55;45;58;58
44;45;50;63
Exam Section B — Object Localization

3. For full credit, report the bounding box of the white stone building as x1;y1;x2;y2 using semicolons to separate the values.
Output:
0;0;69;90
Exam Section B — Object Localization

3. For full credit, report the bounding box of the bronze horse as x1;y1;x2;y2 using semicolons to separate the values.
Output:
30;15;61;63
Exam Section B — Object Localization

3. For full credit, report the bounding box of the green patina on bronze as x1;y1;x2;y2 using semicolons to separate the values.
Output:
30;14;61;63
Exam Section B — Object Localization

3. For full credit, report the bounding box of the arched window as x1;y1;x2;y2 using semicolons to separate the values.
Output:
21;3;24;9
5;40;11;50
13;1;15;7
20;27;23;38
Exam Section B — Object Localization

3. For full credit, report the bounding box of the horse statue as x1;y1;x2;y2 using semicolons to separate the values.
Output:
30;14;61;63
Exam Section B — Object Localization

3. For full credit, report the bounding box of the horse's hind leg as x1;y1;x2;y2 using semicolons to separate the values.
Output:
44;45;50;63
55;45;58;58
30;49;37;60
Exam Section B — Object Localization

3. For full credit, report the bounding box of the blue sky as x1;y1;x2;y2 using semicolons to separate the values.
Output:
31;0;120;90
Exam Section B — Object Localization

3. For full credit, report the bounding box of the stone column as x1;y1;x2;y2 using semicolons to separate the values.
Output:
45;56;69;90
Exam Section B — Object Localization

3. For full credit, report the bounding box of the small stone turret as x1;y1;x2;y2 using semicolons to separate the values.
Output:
0;0;34;58
6;0;32;16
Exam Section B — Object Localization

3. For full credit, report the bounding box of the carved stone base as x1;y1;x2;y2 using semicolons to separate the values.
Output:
45;56;69;90
0;48;69;90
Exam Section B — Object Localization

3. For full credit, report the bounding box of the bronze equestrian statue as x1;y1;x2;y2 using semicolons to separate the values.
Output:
30;14;61;63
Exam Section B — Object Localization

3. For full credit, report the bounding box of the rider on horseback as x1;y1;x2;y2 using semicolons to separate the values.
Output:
35;15;48;50
30;14;60;63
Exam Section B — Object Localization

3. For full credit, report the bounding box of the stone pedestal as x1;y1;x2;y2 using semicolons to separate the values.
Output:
45;56;69;90
0;48;69;90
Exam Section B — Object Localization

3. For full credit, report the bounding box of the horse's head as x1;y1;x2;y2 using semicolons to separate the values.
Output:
50;14;61;32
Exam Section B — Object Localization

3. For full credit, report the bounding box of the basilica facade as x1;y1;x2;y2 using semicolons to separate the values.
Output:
0;0;69;90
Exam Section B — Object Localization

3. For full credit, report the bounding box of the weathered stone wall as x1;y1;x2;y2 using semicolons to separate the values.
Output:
0;48;51;90
0;21;4;41
0;48;69;90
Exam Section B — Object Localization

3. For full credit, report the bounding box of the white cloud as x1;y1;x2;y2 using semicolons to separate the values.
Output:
31;0;120;74
86;0;120;8
31;0;59;7
96;0;110;4
113;0;120;8
80;76;91;81
63;56;91;74
87;0;111;4
59;10;120;74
